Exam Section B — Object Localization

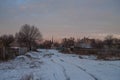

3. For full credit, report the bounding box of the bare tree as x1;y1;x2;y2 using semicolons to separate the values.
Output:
61;37;75;48
104;35;114;49
16;24;42;51
0;35;14;47
0;34;14;60
42;40;53;49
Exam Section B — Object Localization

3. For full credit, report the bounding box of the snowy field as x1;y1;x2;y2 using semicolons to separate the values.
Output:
0;49;120;80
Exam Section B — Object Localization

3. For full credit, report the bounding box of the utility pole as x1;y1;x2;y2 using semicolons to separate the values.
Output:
51;36;54;49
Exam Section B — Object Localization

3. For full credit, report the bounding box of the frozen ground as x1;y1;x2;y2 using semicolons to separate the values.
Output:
0;49;120;80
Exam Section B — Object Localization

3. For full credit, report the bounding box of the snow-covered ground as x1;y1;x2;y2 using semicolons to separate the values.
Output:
0;49;120;80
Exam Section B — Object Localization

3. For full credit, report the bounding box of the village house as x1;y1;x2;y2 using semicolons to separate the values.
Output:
10;40;28;55
75;37;93;49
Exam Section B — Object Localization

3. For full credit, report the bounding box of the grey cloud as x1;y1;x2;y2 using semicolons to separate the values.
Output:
0;0;120;39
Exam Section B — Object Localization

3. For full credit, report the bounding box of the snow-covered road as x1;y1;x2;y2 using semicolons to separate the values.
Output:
0;49;120;80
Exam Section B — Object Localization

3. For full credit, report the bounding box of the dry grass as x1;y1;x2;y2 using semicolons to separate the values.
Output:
61;48;120;60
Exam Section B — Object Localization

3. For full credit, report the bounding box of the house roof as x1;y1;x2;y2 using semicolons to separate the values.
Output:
10;41;20;47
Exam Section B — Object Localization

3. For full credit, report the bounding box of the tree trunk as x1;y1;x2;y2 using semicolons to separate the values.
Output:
3;47;6;60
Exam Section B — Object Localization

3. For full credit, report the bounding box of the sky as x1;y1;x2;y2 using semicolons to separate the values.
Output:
0;0;120;40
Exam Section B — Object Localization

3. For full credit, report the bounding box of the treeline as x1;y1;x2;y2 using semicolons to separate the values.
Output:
0;24;120;61
0;24;42;61
40;35;120;50
39;35;120;60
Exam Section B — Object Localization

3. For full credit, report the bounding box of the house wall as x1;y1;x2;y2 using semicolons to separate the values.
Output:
19;47;28;55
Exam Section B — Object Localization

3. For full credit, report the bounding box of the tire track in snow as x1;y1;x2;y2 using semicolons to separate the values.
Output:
62;66;70;80
108;64;120;69
59;58;99;80
53;73;57;80
75;65;98;80
51;59;70;80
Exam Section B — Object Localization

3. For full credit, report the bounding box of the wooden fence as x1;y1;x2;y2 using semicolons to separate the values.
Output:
0;47;28;60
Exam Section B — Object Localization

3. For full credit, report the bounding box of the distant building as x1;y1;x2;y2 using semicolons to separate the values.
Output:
10;40;28;55
75;37;93;49
51;36;57;49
